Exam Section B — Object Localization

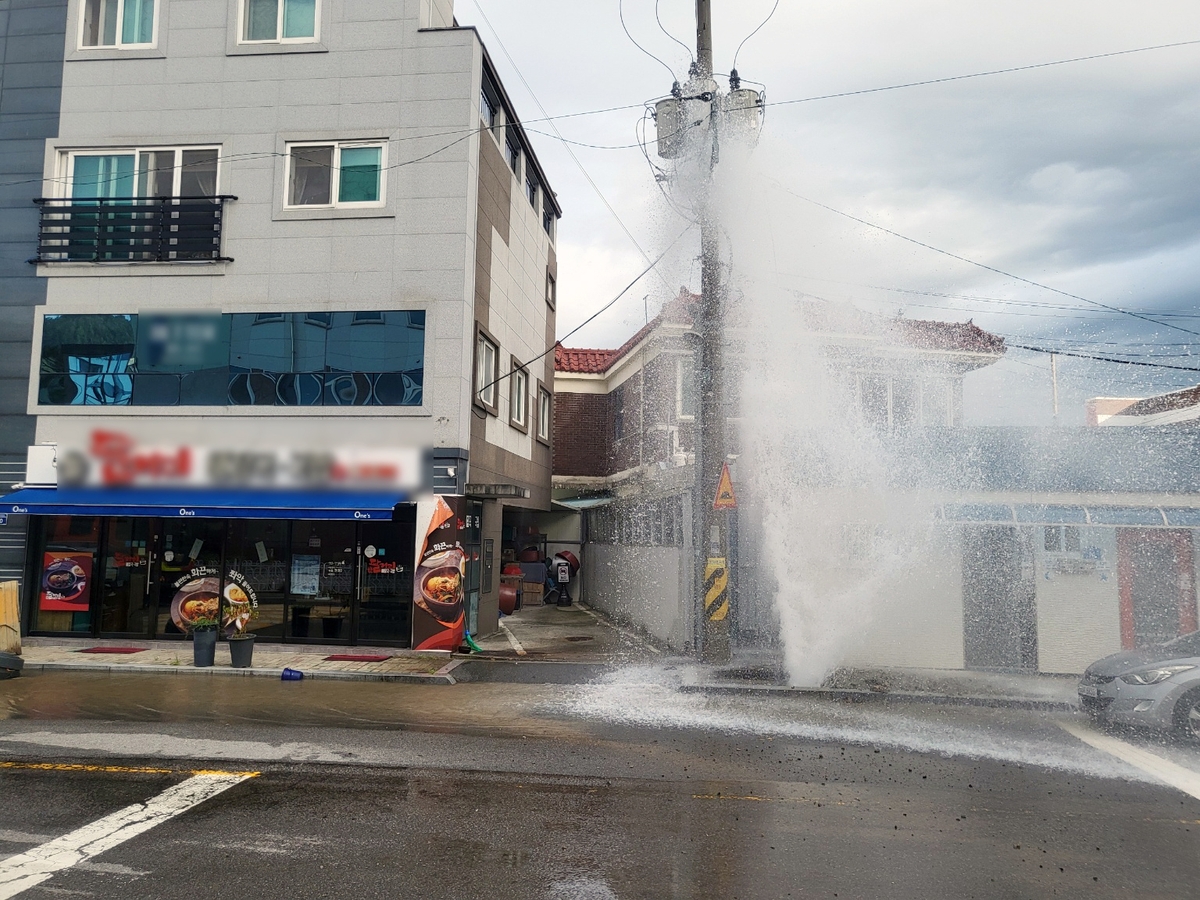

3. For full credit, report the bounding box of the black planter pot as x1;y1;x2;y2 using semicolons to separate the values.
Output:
228;634;255;668
192;628;218;667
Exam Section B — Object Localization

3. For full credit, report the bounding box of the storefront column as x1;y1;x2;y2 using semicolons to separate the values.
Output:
476;499;503;637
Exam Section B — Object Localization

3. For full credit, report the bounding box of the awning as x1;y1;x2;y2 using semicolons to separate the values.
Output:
938;503;1199;528
552;495;615;511
0;487;409;521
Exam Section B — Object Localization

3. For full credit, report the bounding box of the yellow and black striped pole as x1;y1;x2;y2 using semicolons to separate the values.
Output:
703;554;730;656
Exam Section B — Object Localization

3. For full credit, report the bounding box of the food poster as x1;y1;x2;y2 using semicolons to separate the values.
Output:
169;568;258;636
40;552;94;612
411;495;466;651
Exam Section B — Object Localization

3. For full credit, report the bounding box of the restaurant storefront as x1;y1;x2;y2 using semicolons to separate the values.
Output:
7;491;483;649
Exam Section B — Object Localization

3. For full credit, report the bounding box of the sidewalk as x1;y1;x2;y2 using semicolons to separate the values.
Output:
13;601;660;684
683;662;1081;711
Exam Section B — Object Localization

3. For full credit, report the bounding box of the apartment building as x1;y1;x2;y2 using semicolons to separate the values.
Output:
0;0;560;650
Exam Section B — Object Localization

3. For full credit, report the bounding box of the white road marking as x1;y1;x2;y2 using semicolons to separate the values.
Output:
498;620;527;656
0;773;249;899
1059;720;1200;800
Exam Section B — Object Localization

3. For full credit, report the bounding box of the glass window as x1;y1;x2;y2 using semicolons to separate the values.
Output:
922;380;949;426
543;204;555;239
70;148;219;199
506;134;521;174
39;311;425;407
288;522;355;641
81;0;155;48
678;360;696;419
476;332;498;410
288;145;333;206
39;314;136;406
545;271;556;309
287;143;384;207
225;520;288;638
242;0;317;42
34;516;101;634
526;173;538;208
510;365;528;429
481;70;501;130
537;386;552;442
338;146;382;204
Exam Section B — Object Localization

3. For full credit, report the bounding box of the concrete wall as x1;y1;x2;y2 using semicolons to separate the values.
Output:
584;544;689;649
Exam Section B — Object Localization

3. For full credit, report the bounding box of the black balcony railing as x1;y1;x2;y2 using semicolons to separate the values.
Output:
32;195;236;263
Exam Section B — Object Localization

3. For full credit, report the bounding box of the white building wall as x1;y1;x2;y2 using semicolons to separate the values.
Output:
1034;527;1121;674
584;544;689;649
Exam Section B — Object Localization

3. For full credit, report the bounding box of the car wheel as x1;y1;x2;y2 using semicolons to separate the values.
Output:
1173;689;1200;740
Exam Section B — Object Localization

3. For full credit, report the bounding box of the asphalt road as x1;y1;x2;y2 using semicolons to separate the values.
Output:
3;670;1200;899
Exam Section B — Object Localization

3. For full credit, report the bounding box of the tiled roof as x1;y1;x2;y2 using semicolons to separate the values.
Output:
1119;383;1200;417
555;289;698;374
887;318;1006;354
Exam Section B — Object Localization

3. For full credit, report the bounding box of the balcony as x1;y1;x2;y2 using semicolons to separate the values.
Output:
32;196;236;264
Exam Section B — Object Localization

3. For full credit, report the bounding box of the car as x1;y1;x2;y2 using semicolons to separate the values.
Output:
1079;631;1200;739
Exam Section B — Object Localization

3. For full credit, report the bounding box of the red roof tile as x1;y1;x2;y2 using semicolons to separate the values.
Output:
888;318;1006;354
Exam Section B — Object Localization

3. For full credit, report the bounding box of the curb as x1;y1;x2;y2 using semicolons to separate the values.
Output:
20;661;457;685
679;682;1079;712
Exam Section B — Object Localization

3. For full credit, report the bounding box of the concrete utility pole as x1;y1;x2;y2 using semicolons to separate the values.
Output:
694;0;731;661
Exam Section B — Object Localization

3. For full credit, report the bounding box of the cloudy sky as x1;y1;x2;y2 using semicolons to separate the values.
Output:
455;1;1200;424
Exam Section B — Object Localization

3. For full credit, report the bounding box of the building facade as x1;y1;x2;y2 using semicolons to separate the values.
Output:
553;294;1200;675
1;0;561;648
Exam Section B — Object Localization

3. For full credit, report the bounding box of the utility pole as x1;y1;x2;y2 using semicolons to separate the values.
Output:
694;0;731;661
1051;353;1060;424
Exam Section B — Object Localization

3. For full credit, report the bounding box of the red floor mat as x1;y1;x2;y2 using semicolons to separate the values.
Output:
77;647;147;654
323;654;392;662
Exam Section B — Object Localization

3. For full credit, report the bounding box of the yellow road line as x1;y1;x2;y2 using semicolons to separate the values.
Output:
0;761;260;778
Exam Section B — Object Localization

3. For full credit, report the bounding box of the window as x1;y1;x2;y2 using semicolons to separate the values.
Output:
678;359;697;419
545;271;556;310
287;143;384;208
481;69;501;131
67;147;219;199
922;380;950;426
1045;526;1082;554
509;361;529;431
543;203;555;239
475;330;498;412
612;384;625;440
38;311;426;407
506;134;521;175
241;0;318;43
81;0;156;48
526;173;538;208
537;385;552;443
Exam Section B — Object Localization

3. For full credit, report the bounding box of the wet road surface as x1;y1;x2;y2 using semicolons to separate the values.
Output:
2;670;1200;898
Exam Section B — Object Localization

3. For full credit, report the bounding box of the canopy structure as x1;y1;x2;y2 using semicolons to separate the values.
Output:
0;487;408;521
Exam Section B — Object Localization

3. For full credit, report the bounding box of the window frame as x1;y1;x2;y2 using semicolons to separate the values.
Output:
676;358;696;421
473;325;500;415
543;204;556;240
509;357;529;433
525;173;539;209
545;271;556;310
283;141;387;210
61;146;222;198
78;0;159;50
536;381;552;445
237;0;321;45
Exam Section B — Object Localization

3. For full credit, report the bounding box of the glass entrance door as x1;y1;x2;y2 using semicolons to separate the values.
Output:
97;517;153;636
355;515;415;646
152;518;226;638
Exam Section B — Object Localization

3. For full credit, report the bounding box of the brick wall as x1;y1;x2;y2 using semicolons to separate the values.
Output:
553;392;612;476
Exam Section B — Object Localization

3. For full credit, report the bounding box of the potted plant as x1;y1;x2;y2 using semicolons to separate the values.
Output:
189;614;219;667
225;587;259;669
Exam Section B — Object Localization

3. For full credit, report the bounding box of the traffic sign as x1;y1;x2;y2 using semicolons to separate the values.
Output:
713;462;737;510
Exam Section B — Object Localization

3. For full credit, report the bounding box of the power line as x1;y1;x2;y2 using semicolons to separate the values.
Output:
733;0;781;70
767;38;1200;109
1008;342;1200;372
656;0;694;64
774;181;1200;339
618;0;678;82
474;224;695;408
